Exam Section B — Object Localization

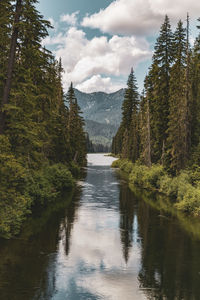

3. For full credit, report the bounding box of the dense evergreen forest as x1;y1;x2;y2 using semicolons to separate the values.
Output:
0;0;87;238
86;133;111;153
112;15;200;215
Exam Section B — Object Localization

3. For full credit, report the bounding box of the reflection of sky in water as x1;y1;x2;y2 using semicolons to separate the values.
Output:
87;153;117;166
51;154;147;300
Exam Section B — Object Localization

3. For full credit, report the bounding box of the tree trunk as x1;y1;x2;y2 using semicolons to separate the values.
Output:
73;151;78;163
185;12;191;162
0;0;22;134
147;99;151;167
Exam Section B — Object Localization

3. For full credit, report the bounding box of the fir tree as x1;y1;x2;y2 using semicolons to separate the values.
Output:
191;18;200;152
139;83;151;167
121;68;139;130
0;0;86;238
149;15;173;162
0;0;22;133
121;69;139;160
167;20;191;173
0;0;13;101
67;83;87;166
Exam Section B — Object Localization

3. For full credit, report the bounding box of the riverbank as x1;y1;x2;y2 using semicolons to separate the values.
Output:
2;153;200;299
112;159;200;216
0;148;79;240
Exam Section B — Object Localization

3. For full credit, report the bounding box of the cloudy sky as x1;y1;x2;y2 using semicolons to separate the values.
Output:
37;0;200;93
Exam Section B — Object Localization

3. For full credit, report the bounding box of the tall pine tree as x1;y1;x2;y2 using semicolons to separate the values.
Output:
67;83;87;166
167;20;191;173
121;69;139;160
148;15;173;162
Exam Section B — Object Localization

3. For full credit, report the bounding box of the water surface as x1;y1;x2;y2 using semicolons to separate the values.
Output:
0;154;200;300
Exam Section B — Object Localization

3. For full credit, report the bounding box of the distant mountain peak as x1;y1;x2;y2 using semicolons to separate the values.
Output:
74;88;125;147
74;88;125;96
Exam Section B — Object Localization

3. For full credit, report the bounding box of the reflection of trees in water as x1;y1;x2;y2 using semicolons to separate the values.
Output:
119;183;136;264
0;188;82;300
37;187;82;300
135;190;200;300
60;188;81;257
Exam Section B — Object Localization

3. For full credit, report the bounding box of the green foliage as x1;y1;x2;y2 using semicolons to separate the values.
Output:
119;160;134;174
0;135;75;238
121;68;139;129
0;1;86;239
166;20;190;173
115;158;200;216
113;68;140;162
129;164;149;187
0;136;32;238
85;119;117;149
142;164;165;189
69;161;81;178
129;163;165;189
111;159;121;168
28;164;74;206
112;15;200;217
175;186;200;216
149;15;173;161
0;0;13;101
112;159;134;174
67;83;87;167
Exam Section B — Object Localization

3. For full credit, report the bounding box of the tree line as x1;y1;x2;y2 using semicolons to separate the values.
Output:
112;15;200;175
0;0;86;238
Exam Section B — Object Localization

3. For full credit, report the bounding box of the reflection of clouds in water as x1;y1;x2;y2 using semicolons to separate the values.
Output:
78;271;147;300
87;153;117;166
54;205;145;299
77;181;94;188
51;153;148;300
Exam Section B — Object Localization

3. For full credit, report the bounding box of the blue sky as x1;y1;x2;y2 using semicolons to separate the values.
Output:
37;0;200;93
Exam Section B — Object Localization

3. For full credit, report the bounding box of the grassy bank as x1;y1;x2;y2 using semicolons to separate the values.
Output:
112;159;200;216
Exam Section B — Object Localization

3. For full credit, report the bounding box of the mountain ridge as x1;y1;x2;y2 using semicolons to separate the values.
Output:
74;88;125;126
74;88;125;147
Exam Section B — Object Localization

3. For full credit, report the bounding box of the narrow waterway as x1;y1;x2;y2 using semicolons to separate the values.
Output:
1;153;200;300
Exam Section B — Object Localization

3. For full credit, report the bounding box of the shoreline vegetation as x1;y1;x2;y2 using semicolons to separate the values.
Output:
112;159;200;241
111;15;200;223
112;159;200;216
0;1;87;239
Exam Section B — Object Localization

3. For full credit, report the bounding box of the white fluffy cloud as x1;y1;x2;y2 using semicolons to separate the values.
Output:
76;75;126;93
60;11;79;26
47;17;59;32
43;27;151;92
82;0;200;35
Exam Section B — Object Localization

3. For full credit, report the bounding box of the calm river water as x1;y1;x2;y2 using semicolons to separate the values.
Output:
1;153;200;300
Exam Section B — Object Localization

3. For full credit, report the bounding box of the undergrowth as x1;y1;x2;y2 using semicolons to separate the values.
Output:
112;159;200;216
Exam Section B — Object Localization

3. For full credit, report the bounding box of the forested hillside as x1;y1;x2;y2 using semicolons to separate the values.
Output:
74;88;125;126
0;0;86;238
112;15;200;215
75;88;125;148
85;120;118;148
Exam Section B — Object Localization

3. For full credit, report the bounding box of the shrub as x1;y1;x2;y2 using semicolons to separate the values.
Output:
159;175;176;197
69;161;81;177
45;164;74;190
28;164;74;206
142;164;165;189
120;160;134;174
129;164;148;186
175;185;200;216
175;171;192;202
0;135;31;238
113;158;200;216
111;159;121;168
